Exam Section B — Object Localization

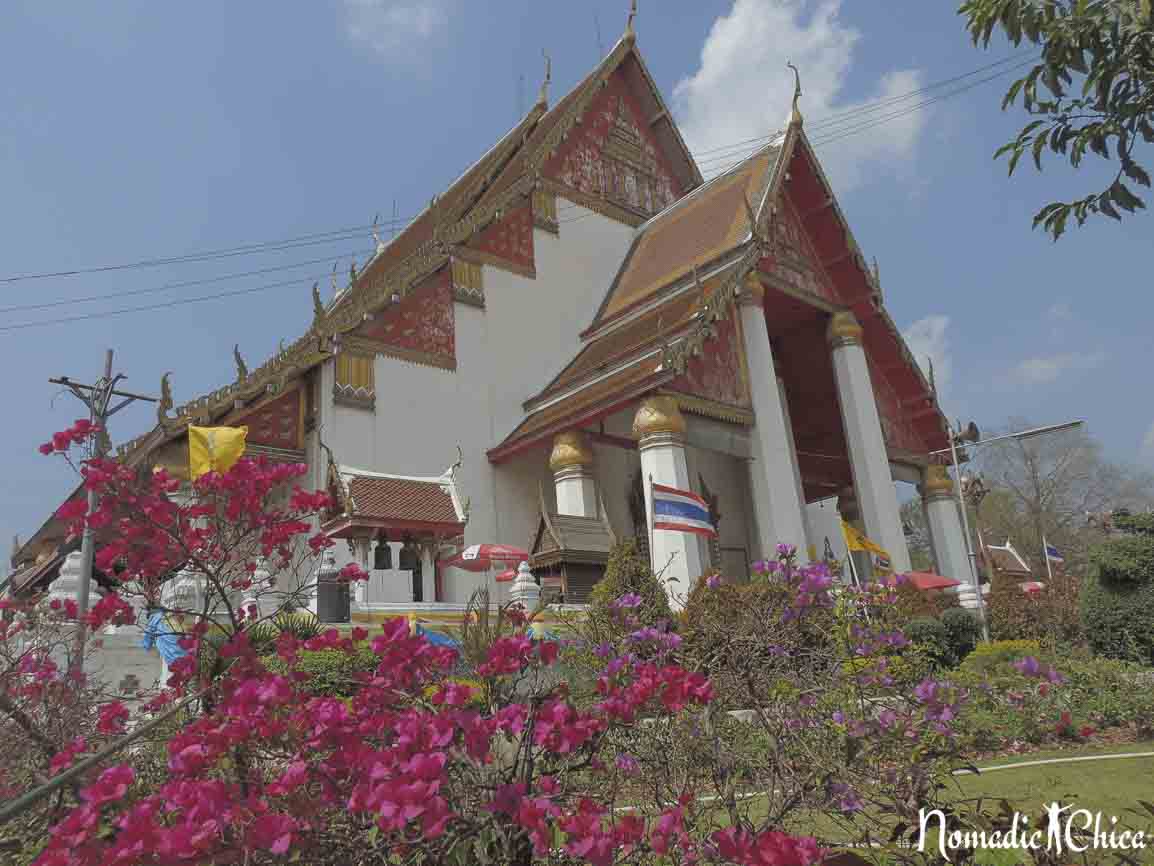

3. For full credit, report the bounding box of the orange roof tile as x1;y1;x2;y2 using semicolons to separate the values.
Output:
589;144;780;330
344;474;463;526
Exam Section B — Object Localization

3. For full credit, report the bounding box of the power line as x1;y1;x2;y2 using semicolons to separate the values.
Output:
0;220;407;284
0;267;353;333
4;55;1037;328
700;56;1035;179
0;248;374;314
688;50;1034;164
0;53;1032;286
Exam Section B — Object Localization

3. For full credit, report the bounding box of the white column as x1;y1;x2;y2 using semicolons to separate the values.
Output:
738;284;809;558
921;466;971;584
634;396;706;610
420;543;436;604
550;431;597;517
828;312;911;573
776;375;816;560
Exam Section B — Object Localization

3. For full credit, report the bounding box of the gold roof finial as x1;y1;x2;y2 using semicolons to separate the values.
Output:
157;372;173;425
625;0;637;39
311;281;326;327
372;212;385;253
787;61;803;127
537;49;551;106
233;344;248;381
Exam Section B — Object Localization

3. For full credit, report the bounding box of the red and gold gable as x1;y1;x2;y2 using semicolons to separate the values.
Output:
356;268;456;370
868;355;931;454
467;200;534;278
764;196;838;304
668;306;751;414
233;385;304;451
542;71;684;220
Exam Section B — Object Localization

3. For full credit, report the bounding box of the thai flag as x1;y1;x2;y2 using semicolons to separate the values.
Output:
1045;542;1064;564
651;482;717;537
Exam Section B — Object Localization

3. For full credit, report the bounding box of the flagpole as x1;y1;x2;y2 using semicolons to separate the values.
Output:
647;474;655;571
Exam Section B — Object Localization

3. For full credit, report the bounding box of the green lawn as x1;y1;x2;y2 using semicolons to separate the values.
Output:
760;744;1154;864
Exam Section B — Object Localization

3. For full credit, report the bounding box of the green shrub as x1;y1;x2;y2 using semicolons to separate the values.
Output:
1082;520;1154;665
1081;570;1154;665
588;538;672;628
1088;534;1154;585
903;616;952;668
940;607;981;663
959;639;1041;675
264;644;380;697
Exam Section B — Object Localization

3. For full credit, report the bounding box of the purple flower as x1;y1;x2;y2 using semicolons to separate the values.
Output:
831;783;863;813
776;542;797;558
615;753;639;774
706;574;722;589
913;679;940;704
1013;656;1042;677
831;710;845;724
877;709;898;730
593;642;613;659
612;593;643;610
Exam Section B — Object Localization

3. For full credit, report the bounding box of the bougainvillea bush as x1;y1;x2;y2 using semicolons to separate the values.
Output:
0;424;1122;865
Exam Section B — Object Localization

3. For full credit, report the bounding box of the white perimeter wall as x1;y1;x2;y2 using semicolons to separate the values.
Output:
319;201;635;603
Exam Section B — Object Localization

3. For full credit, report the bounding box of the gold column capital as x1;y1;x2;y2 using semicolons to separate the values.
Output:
921;464;954;500
632;395;686;440
827;311;863;348
549;430;594;473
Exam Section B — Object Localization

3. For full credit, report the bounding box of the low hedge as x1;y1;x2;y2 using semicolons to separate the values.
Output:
264;644;380;697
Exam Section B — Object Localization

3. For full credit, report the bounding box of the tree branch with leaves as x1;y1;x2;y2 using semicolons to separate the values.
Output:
960;0;1153;238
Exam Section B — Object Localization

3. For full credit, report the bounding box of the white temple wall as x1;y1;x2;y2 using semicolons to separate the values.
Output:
481;201;636;442
318;204;634;605
683;443;756;579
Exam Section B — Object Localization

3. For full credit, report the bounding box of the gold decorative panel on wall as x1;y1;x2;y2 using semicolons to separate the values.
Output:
333;351;375;410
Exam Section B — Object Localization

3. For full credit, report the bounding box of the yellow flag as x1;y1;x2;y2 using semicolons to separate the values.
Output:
188;426;248;479
840;519;888;557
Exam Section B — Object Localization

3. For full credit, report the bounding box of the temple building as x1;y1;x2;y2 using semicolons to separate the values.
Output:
8;20;972;624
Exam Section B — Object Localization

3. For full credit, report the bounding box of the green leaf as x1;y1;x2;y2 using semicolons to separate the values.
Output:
1139;799;1154;817
1122;160;1152;188
1032;133;1049;169
1098;193;1121;221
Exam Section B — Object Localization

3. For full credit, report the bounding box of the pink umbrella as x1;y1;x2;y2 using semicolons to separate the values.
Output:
443;543;529;572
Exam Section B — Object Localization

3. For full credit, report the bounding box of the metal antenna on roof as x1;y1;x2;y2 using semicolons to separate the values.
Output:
594;12;604;56
517;73;526;118
626;0;637;38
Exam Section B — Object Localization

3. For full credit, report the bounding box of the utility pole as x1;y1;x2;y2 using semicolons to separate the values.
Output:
50;350;156;673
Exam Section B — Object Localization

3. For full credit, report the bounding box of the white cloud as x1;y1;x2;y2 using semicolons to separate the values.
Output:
343;0;444;59
673;0;928;192
902;314;951;396
1008;351;1106;386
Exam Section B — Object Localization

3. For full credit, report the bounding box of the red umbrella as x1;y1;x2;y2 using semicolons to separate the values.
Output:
495;568;517;583
1020;581;1046;594
443;543;529;572
904;571;962;591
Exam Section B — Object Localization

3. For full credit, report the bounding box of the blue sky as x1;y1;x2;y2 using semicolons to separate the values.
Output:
2;0;1150;554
